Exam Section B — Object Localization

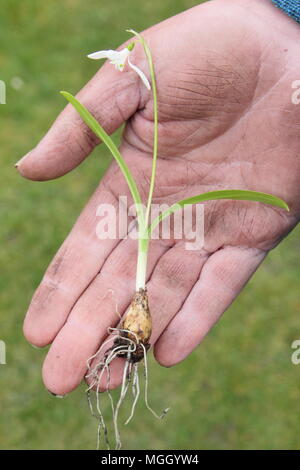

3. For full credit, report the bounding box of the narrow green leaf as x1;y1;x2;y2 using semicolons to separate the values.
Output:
148;189;289;235
60;91;144;222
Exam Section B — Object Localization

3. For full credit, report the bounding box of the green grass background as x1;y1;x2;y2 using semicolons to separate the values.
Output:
0;0;300;450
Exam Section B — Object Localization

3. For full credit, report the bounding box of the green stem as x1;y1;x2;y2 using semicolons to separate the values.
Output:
127;30;159;290
136;36;158;226
136;238;149;290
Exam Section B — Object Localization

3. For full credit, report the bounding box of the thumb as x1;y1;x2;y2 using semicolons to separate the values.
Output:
15;59;142;181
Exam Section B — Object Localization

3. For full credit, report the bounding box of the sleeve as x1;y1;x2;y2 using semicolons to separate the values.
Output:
271;0;300;24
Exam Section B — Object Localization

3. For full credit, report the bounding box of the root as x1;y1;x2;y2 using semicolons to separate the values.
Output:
85;342;132;450
85;329;137;450
86;335;116;378
125;363;140;425
85;324;169;450
113;355;131;450
86;381;109;449
106;288;122;320
141;343;170;420
98;288;122;320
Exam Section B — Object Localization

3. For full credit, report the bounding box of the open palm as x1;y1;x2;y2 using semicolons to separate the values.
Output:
18;0;300;395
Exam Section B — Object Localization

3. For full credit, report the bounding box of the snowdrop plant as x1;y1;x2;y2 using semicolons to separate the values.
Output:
61;29;289;449
87;42;151;89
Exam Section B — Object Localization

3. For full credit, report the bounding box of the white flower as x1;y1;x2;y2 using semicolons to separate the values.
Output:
87;44;151;90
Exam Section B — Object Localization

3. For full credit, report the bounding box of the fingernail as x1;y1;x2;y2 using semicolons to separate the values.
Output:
29;343;44;350
48;390;66;398
15;151;31;168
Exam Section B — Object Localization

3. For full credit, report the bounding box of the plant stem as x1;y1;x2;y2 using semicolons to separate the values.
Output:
140;42;158;226
136;239;149;291
128;30;159;291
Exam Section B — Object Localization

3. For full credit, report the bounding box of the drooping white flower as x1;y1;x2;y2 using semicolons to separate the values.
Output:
87;43;151;90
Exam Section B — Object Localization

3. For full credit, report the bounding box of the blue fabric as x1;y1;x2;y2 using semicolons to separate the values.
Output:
272;0;300;23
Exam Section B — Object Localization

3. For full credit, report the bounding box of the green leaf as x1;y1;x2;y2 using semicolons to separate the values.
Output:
148;189;289;235
60;91;144;223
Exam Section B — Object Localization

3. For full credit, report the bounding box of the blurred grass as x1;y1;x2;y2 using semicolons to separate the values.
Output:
0;0;300;450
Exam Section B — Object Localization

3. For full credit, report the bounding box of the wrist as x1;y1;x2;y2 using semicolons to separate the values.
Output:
271;0;300;24
232;0;300;40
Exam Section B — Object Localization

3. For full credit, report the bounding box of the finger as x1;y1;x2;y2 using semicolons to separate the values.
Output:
16;57;143;181
85;243;209;393
154;246;267;366
146;244;210;342
23;176;131;347
42;237;171;395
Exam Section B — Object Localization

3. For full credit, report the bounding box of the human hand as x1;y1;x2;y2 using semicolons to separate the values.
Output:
17;0;300;395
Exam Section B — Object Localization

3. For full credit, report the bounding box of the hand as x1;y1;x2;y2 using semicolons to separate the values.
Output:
17;0;300;395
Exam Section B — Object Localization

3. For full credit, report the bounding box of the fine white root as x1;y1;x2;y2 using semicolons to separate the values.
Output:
86;380;109;449
108;327;140;344
141;343;170;420
86;342;132;450
85;331;137;450
85;327;169;450
86;355;111;450
125;363;140;425
85;335;117;377
105;363;115;422
106;288;122;320
110;339;137;449
113;356;131;450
